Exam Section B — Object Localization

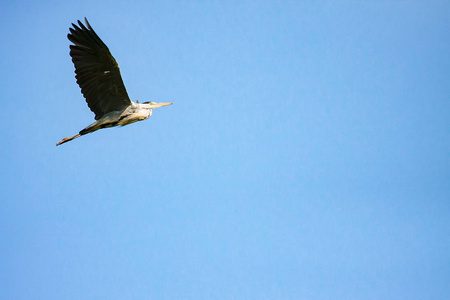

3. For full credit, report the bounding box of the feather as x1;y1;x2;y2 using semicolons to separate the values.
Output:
68;18;131;120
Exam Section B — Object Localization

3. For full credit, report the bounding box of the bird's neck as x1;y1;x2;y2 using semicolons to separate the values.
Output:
134;102;153;110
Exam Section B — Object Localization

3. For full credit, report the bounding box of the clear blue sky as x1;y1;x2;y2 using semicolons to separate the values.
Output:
1;1;449;299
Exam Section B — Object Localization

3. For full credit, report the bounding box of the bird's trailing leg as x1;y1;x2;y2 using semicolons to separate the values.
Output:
56;113;121;146
56;134;81;146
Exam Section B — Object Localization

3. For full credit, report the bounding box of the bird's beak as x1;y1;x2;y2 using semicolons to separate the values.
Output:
155;102;173;108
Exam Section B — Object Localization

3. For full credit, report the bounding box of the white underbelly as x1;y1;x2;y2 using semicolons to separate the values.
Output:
118;110;151;126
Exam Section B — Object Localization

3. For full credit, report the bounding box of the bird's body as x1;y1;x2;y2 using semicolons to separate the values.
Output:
57;18;172;146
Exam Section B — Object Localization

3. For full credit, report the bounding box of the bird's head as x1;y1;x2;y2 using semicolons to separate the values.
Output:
142;101;173;109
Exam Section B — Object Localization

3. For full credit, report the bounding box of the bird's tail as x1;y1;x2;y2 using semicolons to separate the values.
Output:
56;134;81;146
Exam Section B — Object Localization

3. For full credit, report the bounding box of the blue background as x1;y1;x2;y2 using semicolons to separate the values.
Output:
1;1;449;299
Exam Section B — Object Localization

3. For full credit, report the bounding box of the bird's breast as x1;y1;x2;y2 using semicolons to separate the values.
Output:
118;109;151;126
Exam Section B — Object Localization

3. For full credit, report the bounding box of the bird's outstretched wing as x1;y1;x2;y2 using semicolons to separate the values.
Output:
68;18;132;120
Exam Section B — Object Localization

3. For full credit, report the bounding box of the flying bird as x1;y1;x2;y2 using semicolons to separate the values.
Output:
57;18;172;146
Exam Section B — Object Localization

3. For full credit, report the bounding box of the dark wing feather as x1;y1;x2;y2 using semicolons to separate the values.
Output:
68;18;131;120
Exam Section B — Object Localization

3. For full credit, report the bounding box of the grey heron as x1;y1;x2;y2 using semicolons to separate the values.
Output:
57;18;172;146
